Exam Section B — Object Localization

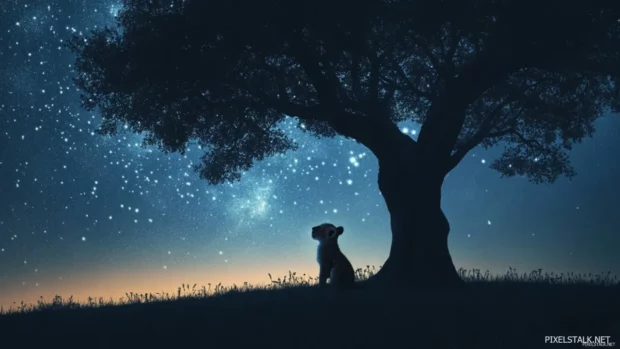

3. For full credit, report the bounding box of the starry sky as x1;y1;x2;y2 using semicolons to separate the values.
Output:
1;1;619;309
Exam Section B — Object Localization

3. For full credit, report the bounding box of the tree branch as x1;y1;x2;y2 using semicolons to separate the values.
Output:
441;24;459;78
283;39;407;157
509;129;546;151
418;38;441;73
368;54;380;102
444;125;548;174
287;41;342;108
350;54;364;100
384;56;435;100
444;127;512;173
254;88;405;158
443;98;513;173
379;76;434;100
440;72;564;174
417;41;521;166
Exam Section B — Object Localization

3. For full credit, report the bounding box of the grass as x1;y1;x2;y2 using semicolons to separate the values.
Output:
0;266;618;349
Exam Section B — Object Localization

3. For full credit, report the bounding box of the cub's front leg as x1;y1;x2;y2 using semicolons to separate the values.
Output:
318;261;332;287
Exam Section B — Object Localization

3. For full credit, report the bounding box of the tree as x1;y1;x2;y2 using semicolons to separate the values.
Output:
69;0;620;288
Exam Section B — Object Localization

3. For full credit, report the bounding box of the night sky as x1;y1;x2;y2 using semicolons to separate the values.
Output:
1;1;619;309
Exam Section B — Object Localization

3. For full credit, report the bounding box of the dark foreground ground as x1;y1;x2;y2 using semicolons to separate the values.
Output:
0;281;619;349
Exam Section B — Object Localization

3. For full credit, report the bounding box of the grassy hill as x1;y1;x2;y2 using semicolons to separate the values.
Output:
0;267;618;349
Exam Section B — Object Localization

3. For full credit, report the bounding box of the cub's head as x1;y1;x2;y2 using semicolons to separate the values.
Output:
311;223;344;243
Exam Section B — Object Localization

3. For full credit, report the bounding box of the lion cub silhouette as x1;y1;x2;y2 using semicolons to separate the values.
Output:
311;223;355;288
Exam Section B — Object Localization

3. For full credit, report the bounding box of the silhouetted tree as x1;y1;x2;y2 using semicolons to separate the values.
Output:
69;0;620;287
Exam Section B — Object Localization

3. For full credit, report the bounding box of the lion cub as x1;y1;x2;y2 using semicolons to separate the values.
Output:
311;223;355;288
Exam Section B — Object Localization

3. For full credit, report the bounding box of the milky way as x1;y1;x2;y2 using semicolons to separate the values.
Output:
1;1;619;307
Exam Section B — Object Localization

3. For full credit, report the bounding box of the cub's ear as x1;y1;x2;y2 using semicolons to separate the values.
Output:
336;226;344;235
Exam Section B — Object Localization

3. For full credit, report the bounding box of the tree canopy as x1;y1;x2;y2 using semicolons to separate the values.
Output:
70;0;620;185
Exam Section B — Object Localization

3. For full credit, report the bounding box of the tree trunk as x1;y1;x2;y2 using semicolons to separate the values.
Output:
367;145;464;288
